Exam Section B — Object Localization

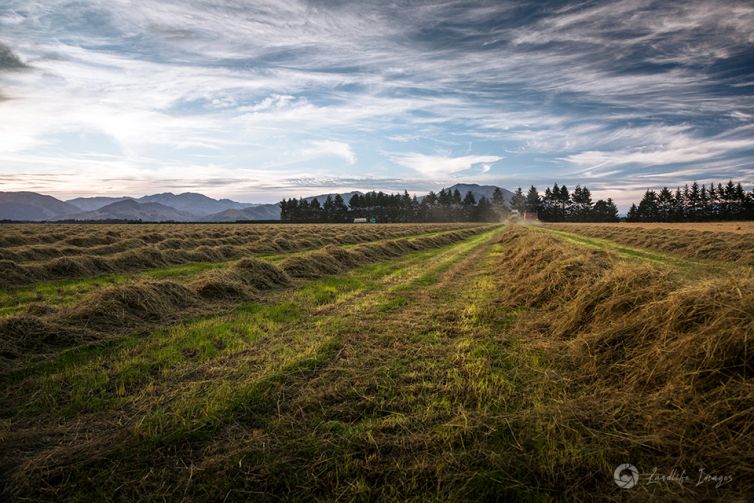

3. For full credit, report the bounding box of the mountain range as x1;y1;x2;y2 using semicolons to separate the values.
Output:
0;184;513;222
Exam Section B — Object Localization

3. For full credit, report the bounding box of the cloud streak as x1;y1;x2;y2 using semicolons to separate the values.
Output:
390;153;502;178
0;0;752;209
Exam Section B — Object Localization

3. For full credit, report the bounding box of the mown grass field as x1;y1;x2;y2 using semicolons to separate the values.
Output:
1;222;752;501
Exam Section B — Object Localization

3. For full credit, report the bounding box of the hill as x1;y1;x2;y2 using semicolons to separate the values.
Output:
205;203;281;222
137;192;255;216
0;191;80;221
66;196;133;212
60;199;196;221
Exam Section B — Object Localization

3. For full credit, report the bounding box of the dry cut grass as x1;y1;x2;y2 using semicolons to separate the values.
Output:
0;227;486;371
0;223;482;286
543;222;754;266
492;225;754;498
563;221;754;234
2;223;750;500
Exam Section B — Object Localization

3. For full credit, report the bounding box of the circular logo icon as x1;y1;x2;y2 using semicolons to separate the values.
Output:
614;463;639;489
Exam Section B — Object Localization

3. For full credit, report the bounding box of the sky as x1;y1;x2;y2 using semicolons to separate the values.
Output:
1;0;753;209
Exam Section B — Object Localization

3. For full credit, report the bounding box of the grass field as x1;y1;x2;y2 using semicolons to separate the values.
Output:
542;222;754;266
1;222;752;501
552;221;754;234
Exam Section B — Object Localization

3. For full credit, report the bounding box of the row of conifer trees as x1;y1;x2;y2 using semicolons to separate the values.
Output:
626;181;754;222
279;189;502;222
279;180;753;222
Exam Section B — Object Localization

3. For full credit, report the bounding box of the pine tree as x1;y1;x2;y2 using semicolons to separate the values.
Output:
525;186;541;216
592;199;619;222
539;184;559;222
735;183;747;219
333;193;348;222
626;203;638;222
571;185;593;221
491;187;508;219
672;187;684;221
492;187;504;206
323;195;335;222
511;187;526;213
658;187;673;222
558;185;570;220
309;198;322;222
462;191;477;221
299;198;310;222
689;182;701;221
425;191;438;206
708;184;719;220
700;185;709;220
636;190;659;221
473;197;496;222
723;180;736;219
452;189;462;206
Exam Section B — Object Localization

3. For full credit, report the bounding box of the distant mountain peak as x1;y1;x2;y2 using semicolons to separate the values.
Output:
0;191;80;221
59;199;196;221
137;192;255;216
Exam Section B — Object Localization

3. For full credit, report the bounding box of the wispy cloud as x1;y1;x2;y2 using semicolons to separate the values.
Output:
0;0;752;206
390;153;502;178
302;140;356;165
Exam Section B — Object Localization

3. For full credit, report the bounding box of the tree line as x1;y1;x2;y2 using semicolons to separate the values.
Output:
279;188;503;223
500;180;754;222
513;184;620;222
280;180;754;223
626;181;754;222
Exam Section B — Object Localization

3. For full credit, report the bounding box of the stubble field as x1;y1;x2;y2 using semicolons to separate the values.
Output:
0;222;752;501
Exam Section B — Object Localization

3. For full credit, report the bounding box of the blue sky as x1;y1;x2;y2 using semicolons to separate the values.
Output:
0;0;753;209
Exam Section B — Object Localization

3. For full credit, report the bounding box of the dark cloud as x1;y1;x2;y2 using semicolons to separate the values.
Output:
0;42;28;71
0;42;29;101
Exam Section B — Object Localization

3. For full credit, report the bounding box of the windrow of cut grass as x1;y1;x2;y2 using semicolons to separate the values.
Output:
0;223;484;286
490;225;754;498
0;226;499;502
0;227;490;371
0;226;489;317
544;222;754;266
0;222;475;251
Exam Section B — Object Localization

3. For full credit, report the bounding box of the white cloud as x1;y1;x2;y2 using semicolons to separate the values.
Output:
390;153;502;178
238;94;297;113
301;140;356;165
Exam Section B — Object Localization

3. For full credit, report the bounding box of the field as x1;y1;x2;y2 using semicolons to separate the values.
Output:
1;222;752;501
542;222;754;266
555;221;754;234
